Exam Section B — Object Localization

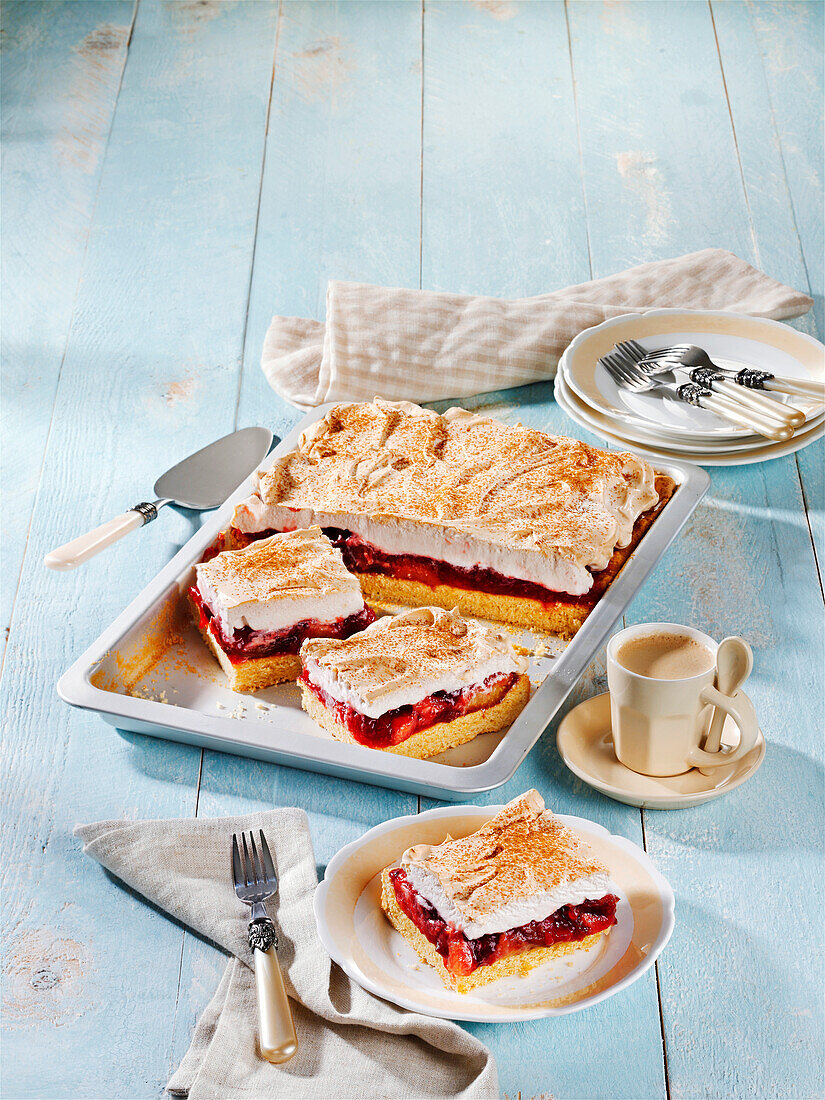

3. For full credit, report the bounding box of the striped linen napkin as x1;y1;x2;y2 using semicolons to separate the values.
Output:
261;249;811;409
76;809;497;1100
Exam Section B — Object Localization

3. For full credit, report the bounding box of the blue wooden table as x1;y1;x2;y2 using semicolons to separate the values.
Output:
3;2;823;1097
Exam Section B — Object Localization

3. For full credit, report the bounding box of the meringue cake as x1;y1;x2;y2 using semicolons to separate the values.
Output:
229;399;674;638
298;606;530;758
380;789;619;992
189;526;374;692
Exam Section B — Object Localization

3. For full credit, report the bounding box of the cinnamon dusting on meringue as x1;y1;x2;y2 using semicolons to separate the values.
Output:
254;399;659;575
194;527;364;634
300;606;527;719
400;790;610;929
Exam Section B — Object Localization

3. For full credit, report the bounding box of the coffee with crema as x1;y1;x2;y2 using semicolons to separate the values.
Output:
615;631;715;680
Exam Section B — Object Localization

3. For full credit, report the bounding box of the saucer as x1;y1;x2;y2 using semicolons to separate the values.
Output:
559;309;825;438
556;692;766;810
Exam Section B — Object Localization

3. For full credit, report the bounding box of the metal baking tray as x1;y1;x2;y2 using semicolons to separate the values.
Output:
58;404;709;799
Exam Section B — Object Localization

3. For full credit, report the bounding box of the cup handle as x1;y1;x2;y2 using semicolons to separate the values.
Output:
686;686;759;769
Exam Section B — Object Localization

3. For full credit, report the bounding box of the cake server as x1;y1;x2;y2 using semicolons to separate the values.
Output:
232;830;298;1064
44;426;273;571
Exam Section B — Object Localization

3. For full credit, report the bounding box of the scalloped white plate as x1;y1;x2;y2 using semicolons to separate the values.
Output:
313;803;675;1021
555;368;825;466
556;368;825;453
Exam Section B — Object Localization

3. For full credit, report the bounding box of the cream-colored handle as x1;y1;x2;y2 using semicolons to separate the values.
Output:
687;686;759;770
44;511;145;571
700;393;794;441
254;947;298;1064
764;377;825;399
712;379;805;427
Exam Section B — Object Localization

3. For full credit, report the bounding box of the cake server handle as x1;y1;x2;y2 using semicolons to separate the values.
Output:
44;500;171;571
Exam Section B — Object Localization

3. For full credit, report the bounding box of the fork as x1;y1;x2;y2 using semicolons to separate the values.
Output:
600;348;793;442
232;831;298;1064
620;340;813;424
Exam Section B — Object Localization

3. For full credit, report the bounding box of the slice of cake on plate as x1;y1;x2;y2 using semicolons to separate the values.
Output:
380;789;619;993
298;606;529;758
229;399;673;637
189;526;374;693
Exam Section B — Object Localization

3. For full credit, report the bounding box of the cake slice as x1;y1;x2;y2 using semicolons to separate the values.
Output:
380;790;619;993
298;606;530;758
189;526;374;692
228;399;674;638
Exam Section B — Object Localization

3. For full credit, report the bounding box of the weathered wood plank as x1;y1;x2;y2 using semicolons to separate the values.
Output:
568;0;754;265
1;1;278;1095
174;0;425;1073
235;0;424;438
747;0;823;338
421;0;590;296
710;0;822;338
3;2;823;1097
568;2;825;1096
630;461;825;1099
420;4;666;1097
796;442;825;586
1;0;133;643
710;0;824;582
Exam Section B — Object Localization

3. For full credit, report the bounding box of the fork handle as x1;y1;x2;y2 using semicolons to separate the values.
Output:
697;392;793;441
710;379;806;427
254;945;298;1064
763;377;825;399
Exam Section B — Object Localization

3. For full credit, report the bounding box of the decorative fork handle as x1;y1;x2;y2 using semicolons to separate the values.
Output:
715;365;825;401
248;917;298;1064
676;384;793;441
688;368;803;427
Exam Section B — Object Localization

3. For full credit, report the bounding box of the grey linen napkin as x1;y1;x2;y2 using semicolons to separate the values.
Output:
261;248;812;408
75;810;498;1100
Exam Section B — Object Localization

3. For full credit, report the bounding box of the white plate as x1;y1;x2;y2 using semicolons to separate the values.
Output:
555;369;825;455
57;404;709;800
556;367;825;466
313;803;675;1021
556;693;766;810
560;310;825;441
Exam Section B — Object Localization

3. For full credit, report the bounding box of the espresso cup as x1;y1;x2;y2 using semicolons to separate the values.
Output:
606;623;759;777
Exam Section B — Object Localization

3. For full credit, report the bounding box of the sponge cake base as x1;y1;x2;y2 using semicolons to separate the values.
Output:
300;673;530;759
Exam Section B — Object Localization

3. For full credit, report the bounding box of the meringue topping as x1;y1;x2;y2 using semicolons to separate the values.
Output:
246;400;659;589
300;606;528;719
194;527;365;635
399;790;613;939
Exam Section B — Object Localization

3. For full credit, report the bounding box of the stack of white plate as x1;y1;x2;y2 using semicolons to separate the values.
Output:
556;310;825;465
